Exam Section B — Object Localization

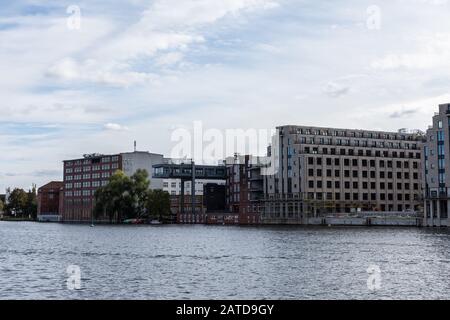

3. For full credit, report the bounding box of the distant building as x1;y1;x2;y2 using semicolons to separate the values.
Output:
423;103;450;227
226;155;264;225
174;195;205;224
38;182;63;214
262;125;424;224
62;151;164;222
206;212;239;225
203;183;226;213
163;179;225;196
37;182;63;222
4;188;11;205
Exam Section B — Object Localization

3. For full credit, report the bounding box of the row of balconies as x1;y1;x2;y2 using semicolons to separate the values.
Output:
285;128;422;141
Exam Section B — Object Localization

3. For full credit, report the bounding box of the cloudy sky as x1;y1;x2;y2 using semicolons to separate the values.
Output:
1;0;450;191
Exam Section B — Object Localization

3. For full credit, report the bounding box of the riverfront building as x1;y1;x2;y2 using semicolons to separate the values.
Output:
423;103;450;227
226;155;264;225
262;125;424;224
62;151;164;222
37;181;63;218
163;179;225;196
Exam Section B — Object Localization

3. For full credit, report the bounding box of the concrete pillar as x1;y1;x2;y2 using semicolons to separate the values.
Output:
437;199;441;227
191;161;196;220
430;200;434;227
446;200;450;227
180;179;185;217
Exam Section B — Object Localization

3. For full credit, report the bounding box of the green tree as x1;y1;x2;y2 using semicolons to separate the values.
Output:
25;185;37;219
7;188;28;217
147;189;171;222
94;170;137;223
94;169;173;224
130;169;150;218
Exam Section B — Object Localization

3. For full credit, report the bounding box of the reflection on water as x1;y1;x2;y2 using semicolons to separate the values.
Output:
0;222;449;299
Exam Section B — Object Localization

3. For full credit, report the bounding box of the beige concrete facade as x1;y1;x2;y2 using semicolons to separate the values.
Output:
262;125;424;223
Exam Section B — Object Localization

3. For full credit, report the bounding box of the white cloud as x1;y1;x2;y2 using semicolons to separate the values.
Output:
45;0;279;87
323;81;350;98
141;0;279;29
371;33;450;70
156;52;184;66
104;123;129;131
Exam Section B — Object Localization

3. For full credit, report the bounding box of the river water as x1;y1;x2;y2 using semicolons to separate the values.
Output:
0;221;449;299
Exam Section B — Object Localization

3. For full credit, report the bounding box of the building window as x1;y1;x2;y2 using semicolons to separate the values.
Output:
101;172;110;178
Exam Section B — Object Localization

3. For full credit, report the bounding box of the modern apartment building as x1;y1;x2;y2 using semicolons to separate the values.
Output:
262;125;424;224
62;151;164;222
423;103;450;227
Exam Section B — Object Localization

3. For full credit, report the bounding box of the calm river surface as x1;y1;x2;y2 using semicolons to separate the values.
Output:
0;221;449;299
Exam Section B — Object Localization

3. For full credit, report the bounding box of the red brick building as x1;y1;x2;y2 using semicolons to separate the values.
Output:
173;195;206;223
62;151;165;223
37;181;64;215
226;155;264;225
205;212;239;225
62;153;122;222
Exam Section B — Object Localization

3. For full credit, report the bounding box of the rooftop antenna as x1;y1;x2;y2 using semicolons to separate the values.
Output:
134;140;137;152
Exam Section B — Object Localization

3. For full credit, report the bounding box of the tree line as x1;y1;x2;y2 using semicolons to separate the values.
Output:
1;186;37;219
94;169;171;223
